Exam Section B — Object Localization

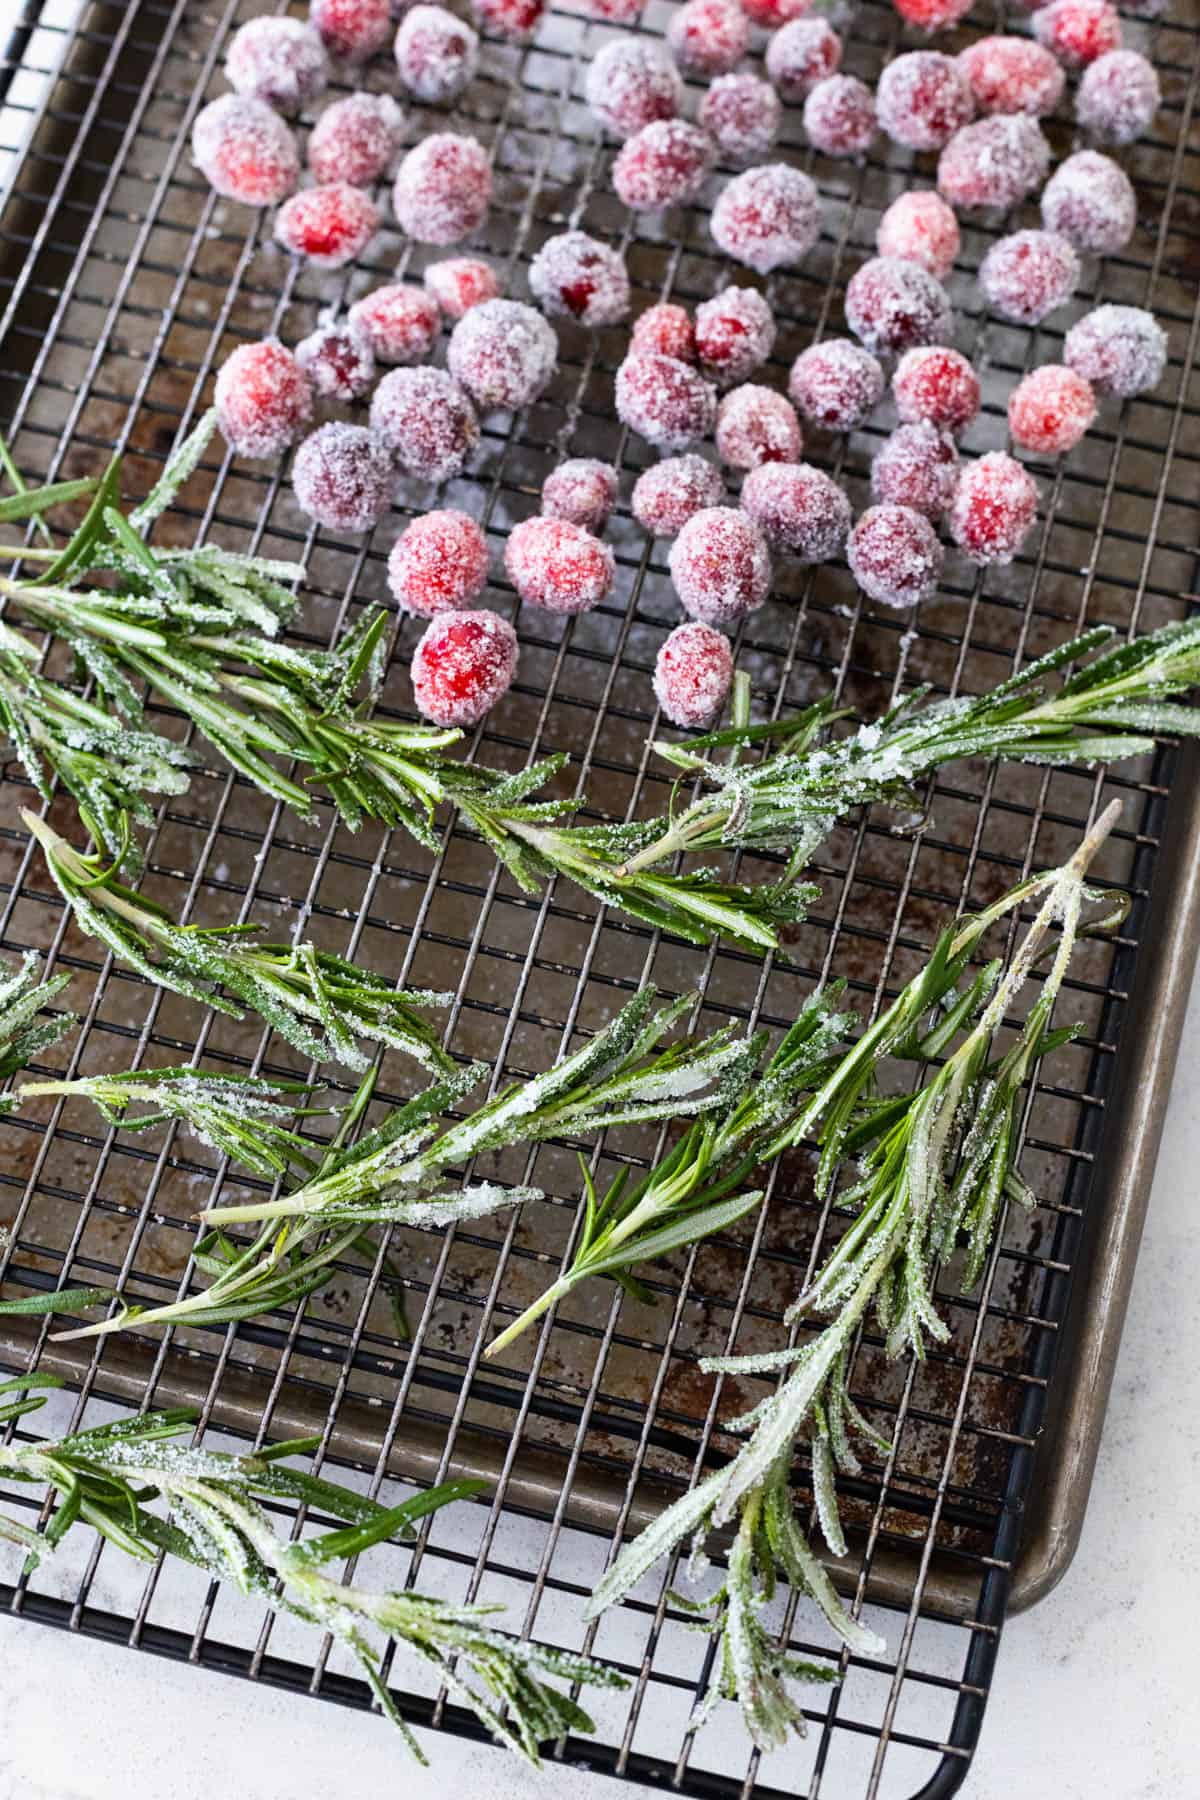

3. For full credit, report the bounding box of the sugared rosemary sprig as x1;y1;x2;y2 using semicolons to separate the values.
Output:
0;952;75;1107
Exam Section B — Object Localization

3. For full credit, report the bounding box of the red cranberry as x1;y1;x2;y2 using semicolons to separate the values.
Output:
192;96;299;206
528;231;630;327
226;17;329;113
613;120;713;211
348;283;439;364
893;347;980;436
541;459;618;532
589;0;647;19
424;257;499;319
957;37;1064;117
891;0;972;29
742;0;814;25
695;286;775;385
669;506;771;627
668;0;749;77
394;4;478;100
1008;366;1096;455
293;423;394;532
295;323;376;401
803;75;876;157
739;461;850;560
388;509;490;614
585;39;681;138
710;163;820;273
631;303;696;362
845;258;953;357
765;19;842;100
701;74;782;164
871;422;959;517
370;366;480;479
876;191;960;280
937;114;1051;211
504;516;615;613
309;0;391;61
393;134;492;244
447;299;557;409
615;353;717;451
848;504;942;608
715;384;802;469
653;622;734;727
274;182;379;267
1040;150;1136;255
631;455;725;536
1033;0;1122;70
471;0;545;38
308;94;404;187
215;339;312;459
949;451;1038;564
876;52;974;152
411;610;518;726
1063;305;1167;397
788;337;883;431
1076;48;1159;144
980;230;1078;326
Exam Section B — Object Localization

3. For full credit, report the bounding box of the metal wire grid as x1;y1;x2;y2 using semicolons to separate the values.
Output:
0;0;1198;1792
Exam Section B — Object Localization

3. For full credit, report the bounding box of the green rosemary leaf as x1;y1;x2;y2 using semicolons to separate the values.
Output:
129;409;218;530
0;475;99;525
0;951;75;1100
0;1285;117;1317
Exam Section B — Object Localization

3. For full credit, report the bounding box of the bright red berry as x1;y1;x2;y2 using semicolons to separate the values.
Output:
669;506;772;627
615;353;718;450
309;0;391;61
1033;0;1122;70
447;299;557;410
739;461;850;559
392;133;492;244
1008;366;1096;455
192;96;299;205
937;114;1050;211
215;339;312;459
1063;305;1167;397
803;75;876;157
226;17;329;112
631;303;696;363
370;366;480;479
631;455;725;536
348;283;440;364
876;51;974;152
541;460;619;532
504;516;615;613
715;384;802;469
668;0;750;77
274;182;379;266
871;422;959;517
949;451;1038;564
585;39;681;138
1040;150;1136;255
613;119;714;211
424;257;499;320
893;346;980;435
295;323;376;401
890;0;971;30
788;337;883;430
528;231;630;327
741;0;814;26
293;423;395;532
701;74;782;164
411;610;518;726
471;0;545;39
388;509;490;615
957;37;1064;117
875;191;959;279
308;93;404;186
845;258;953;357
765;18;842;100
848;504;942;607
980;230;1079;326
653;622;734;727
710;163;820;273
394;4;478;99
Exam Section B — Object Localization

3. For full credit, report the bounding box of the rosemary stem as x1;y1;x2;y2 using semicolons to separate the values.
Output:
484;1274;575;1358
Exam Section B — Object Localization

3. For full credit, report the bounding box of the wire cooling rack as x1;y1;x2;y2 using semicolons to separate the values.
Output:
1;0;1199;1793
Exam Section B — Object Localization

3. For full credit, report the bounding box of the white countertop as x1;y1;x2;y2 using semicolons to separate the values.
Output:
2;964;1198;1800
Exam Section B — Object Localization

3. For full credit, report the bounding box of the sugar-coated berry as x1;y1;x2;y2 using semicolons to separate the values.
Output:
1064;305;1167;397
295;324;376;401
226;18;330;113
875;191;960;280
739;461;850;559
765;19;842;100
616;353;718;450
937;114;1051;211
542;460;619;532
447;299;557;410
370;366;480;479
586;39;682;139
504;516;615;613
1040;150;1136;255
669;506;771;627
275;183;379;268
848;504;942;608
949;451;1038;564
528;231;630;327
293;423;394;532
388;509;490;615
632;303;696;362
1008;365;1096;454
701;74;782;164
893;346;979;435
654;622;734;727
803;75;876;157
393;134;492;244
394;5;478;100
892;0;972;32
308;93;405;186
711;163;821;273
631;455;726;536
877;52;974;153
424;257;499;319
715;384;802;469
215;339;312;459
788;338;883;431
845;259;953;357
310;0;391;60
980;230;1078;325
613;120;714;211
589;0;648;21
695;286;776;385
348;283;440;364
1033;0;1121;70
411;610;518;726
957;37;1064;118
1076;49;1159;144
192;96;299;206
471;0;545;39
742;0;815;25
871;422;959;517
668;0;750;78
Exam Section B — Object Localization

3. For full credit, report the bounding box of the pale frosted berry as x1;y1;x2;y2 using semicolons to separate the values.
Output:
586;39;682;138
1041;150;1137;255
631;455;725;535
370;366;480;478
616;354;718;450
448;299;557;409
669;506;771;627
803;75;876;157
788;337;883;431
701;74;782;164
529;231;630;327
766;19;841;100
308;94;404;188
411;610;517;725
937;114;1051;211
424;257;499;319
715;384;802;469
1008;365;1096;454
668;0;750;78
393;134;492;243
388;509;489;614
742;0;814;25
226;18;330;113
542;460;618;532
845;259;953;357
871;422;959;517
875;191;959;280
310;0;392;61
394;5;478;100
472;0;545;38
274;182;379;266
949;451;1038;564
893;346;979;435
504;516;615;613
695;286;775;385
957;37;1063;117
892;0;972;31
613;120;713;211
293;423;394;532
848;504;942;607
348;283;440;364
632;303;696;362
1064;305;1167;397
192;96;299;205
1076;49;1159;145
740;461;850;559
1033;0;1121;70
711;163;820;273
215;339;312;459
980;230;1078;325
295;323;376;401
877;52;974;152
654;622;734;726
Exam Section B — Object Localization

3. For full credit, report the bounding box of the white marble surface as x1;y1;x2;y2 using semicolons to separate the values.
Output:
2;963;1198;1800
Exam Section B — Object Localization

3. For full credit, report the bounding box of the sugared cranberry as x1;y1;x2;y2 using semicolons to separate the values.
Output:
1008;366;1096;454
447;299;557;409
274;182;379;267
957;37;1064;117
875;191;960;280
710;163;821;273
424;257;499;319
741;0;814;25
949;451;1038;564
1076;48;1159;144
803;75;876;157
845;259;953;357
308;94;404;187
1033;0;1121;70
653;622;734;727
585;39;681;138
541;460;619;532
393;134;492;244
669;506;771;627
893;346;979;436
631;455;725;536
980;230;1078;326
309;0;392;61
192;96;299;206
616;353;718;450
892;0;972;31
293;423;395;532
226;17;330;113
370;366;480;479
215;339;312;459
588;0;647;20
411;610;518;726
739;461;850;559
348;283;439;364
1063;305;1167;397
876;52;974;152
715;384;802;469
871;422;959;517
504;516;615;613
694;286;775;385
394;5;478;100
668;0;749;77
471;0;545;38
788;337;884;431
1040;149;1136;254
613;120;713;211
388;509;490;614
848;504;942;608
295;323;376;401
937;114;1051;211
765;19;842;100
631;303;696;362
529;231;630;327
701;74;782;164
